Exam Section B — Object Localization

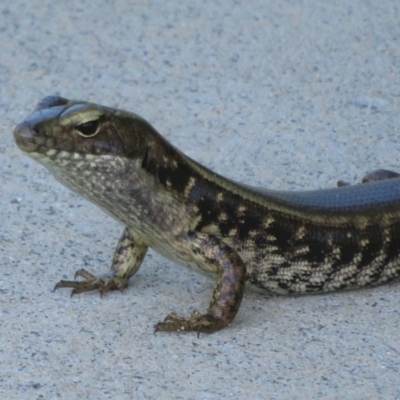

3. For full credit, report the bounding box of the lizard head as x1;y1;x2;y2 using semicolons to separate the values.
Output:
14;96;163;206
14;96;150;161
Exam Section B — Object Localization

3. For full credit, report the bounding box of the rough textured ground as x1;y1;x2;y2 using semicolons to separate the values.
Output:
1;1;400;399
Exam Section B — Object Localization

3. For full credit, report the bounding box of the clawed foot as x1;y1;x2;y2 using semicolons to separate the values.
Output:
154;310;229;336
53;268;127;297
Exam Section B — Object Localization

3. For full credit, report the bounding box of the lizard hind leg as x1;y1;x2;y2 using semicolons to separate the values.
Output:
337;169;400;187
361;169;400;183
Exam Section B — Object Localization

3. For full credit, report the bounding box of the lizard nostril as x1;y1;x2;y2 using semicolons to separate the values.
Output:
32;123;41;136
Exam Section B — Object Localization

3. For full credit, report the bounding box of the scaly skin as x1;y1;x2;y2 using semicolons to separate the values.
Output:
14;96;400;334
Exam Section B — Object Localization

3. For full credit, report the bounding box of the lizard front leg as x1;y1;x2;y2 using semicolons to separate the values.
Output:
54;227;148;296
154;233;247;335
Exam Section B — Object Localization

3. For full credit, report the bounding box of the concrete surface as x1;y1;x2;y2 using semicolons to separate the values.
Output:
1;1;400;399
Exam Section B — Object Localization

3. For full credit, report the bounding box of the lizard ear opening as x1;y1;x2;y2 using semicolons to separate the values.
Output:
74;120;100;137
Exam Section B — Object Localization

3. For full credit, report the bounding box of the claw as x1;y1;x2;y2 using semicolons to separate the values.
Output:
154;311;226;335
74;268;96;281
53;268;128;297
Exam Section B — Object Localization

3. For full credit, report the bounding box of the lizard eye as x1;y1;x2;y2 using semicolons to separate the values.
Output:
74;120;100;137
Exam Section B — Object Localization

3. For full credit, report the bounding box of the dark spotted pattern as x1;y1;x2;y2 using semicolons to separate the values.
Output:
142;145;193;194
358;225;384;268
383;221;400;264
158;163;191;193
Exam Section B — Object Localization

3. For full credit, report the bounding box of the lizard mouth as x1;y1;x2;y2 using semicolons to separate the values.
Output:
14;96;70;154
14;120;42;153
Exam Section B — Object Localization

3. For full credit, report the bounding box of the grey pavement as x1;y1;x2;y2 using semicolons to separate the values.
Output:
1;1;400;399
